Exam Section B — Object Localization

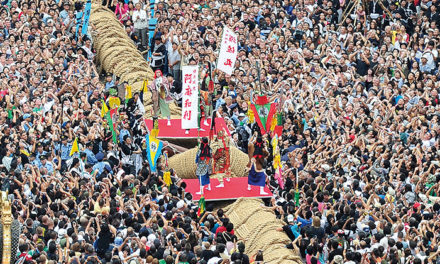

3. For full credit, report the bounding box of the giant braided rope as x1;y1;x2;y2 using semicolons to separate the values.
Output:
90;4;181;118
168;146;249;179
223;198;302;264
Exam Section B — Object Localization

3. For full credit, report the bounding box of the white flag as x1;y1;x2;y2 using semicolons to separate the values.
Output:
217;26;238;75
181;65;199;129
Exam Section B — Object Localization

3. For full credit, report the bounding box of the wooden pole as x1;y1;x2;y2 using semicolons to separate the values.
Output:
339;0;360;27
1;191;12;264
377;0;393;20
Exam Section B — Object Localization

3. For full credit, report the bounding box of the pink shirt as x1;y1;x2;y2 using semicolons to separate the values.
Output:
115;3;129;22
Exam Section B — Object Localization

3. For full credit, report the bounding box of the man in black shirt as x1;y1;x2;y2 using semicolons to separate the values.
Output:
349;48;371;77
231;243;250;264
328;239;343;262
167;73;182;107
201;242;215;262
242;13;255;31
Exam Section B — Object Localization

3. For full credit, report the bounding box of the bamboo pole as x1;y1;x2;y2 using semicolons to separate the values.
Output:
339;0;360;27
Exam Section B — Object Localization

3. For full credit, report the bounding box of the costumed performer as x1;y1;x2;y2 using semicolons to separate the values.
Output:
247;133;269;195
149;69;173;126
211;129;231;188
195;137;212;194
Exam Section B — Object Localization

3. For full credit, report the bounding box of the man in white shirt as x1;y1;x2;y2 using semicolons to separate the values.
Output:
132;3;148;49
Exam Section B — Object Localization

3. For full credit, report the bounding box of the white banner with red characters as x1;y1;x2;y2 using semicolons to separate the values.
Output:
217;26;238;75
181;65;199;129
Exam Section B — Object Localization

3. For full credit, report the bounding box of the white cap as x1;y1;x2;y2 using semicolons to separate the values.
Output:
321;164;330;171
177;200;185;209
58;229;67;237
287;214;294;223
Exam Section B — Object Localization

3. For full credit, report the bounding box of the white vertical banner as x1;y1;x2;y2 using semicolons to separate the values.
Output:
181;65;199;129
217;26;238;75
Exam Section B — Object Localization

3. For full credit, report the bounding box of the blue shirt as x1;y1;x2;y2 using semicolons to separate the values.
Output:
55;143;72;161
35;150;47;161
105;80;115;90
33;158;42;168
60;10;68;21
40;161;54;174
92;161;112;175
84;149;98;165
297;217;312;227
215;98;225;110
290;224;300;238
119;129;130;144
23;122;33;132
231;114;248;126
227;89;237;99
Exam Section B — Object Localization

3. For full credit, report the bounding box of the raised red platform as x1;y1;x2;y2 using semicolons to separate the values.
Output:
144;118;231;138
182;177;273;201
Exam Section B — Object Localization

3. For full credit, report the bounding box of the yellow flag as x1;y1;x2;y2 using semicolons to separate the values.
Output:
271;135;281;169
69;137;79;156
270;115;277;131
151;117;159;139
125;85;132;101
163;171;171;186
20;150;30;157
151;129;159;139
247;101;254;123
273;154;281;169
108;96;121;109
271;135;278;157
101;100;109;117
142;80;148;93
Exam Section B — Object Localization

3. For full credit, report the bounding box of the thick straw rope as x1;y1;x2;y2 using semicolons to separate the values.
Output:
168;146;248;179
223;198;302;264
90;4;181;118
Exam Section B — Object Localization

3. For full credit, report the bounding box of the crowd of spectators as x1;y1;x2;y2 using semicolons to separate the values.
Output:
2;0;440;263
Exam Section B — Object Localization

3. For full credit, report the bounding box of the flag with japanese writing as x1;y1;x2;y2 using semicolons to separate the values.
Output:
181;65;199;129
146;134;163;173
81;0;91;35
250;95;277;135
197;195;206;217
217;26;237;75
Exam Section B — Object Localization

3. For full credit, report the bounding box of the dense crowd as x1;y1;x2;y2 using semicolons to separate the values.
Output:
2;0;440;263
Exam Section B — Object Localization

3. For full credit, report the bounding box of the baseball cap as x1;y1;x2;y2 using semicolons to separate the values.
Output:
287;214;294;223
176;200;185;209
115;237;123;246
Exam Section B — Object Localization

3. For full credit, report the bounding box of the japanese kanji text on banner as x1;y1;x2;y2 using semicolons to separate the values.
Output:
217;26;238;75
181;65;199;129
